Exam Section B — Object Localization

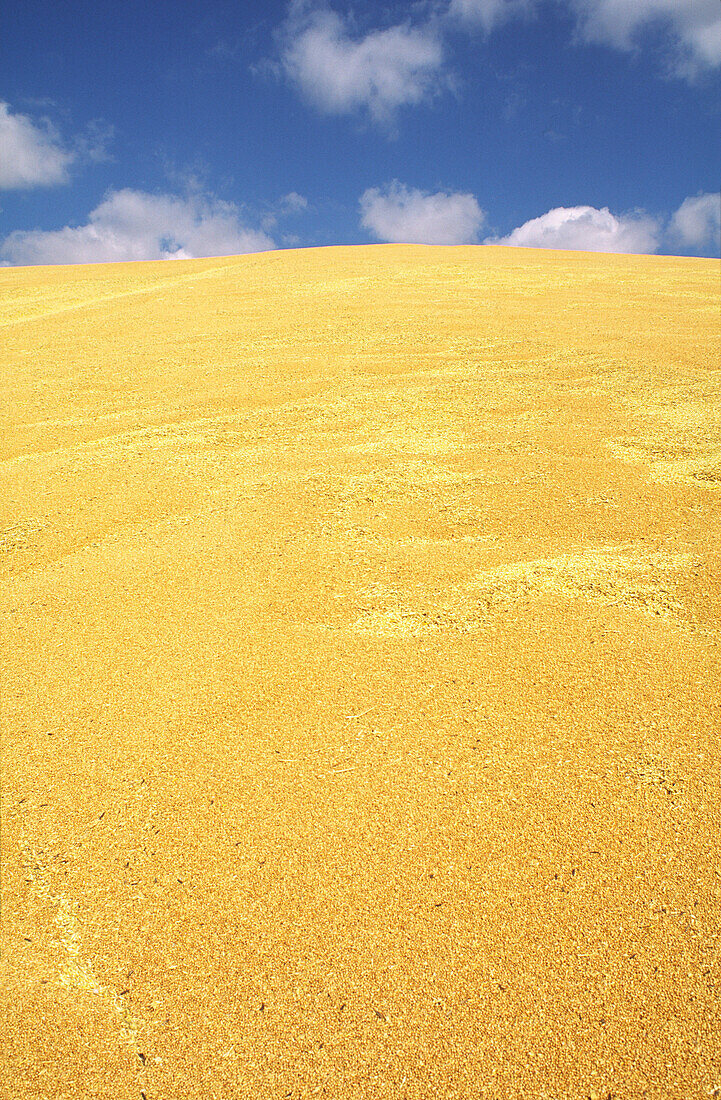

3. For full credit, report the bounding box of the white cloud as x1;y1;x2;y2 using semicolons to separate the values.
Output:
668;192;721;252
567;0;721;74
281;2;445;124
0;101;75;189
360;181;485;244
0;188;275;266
448;0;533;33
276;1;719;132
486;204;661;253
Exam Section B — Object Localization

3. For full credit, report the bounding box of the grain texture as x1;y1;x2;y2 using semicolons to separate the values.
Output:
2;244;720;1099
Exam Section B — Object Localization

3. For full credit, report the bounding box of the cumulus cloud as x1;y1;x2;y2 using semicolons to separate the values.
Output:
668;191;721;252
1;188;275;267
486;204;662;253
448;0;533;33
281;2;445;124
360;181;485;245
567;0;721;75
0;101;75;189
275;1;719;133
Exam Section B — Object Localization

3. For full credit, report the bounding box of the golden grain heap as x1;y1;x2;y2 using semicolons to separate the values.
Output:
2;244;720;1099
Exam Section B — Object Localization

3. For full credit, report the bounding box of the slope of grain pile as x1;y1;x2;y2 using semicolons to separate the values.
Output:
2;244;719;1099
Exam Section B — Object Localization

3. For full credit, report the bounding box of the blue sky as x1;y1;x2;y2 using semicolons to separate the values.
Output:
1;0;719;263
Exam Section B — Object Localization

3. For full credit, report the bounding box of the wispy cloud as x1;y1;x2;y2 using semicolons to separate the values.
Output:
280;190;309;213
452;2;721;75
360;181;485;244
280;1;446;125
448;0;533;33
261;191;310;232
567;0;721;76
1;188;275;266
0;101;75;189
485;204;662;253
74;119;115;165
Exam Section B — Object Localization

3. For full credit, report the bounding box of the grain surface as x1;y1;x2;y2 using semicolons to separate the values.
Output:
2;244;720;1099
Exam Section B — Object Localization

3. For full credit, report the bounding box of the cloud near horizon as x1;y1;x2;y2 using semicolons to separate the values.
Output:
667;191;720;252
2;183;715;266
0;101;75;189
360;182;486;244
0;188;275;266
485;204;663;253
280;2;446;124
360;187;719;256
